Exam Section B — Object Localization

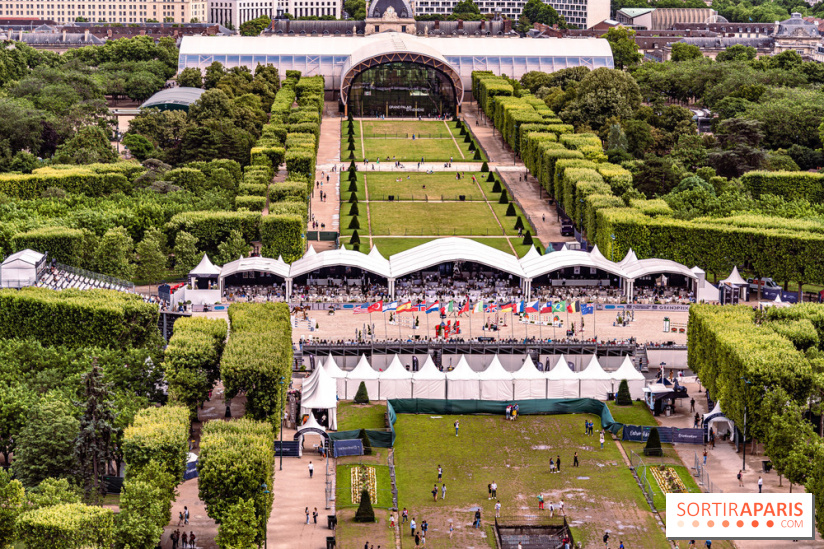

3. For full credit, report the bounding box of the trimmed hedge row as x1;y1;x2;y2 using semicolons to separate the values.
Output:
122;405;190;480
10;226;85;265
235;195;267;211
0;287;159;348
0;171;130;199
166;211;262;254
17;503;114;549
741;171;824;202
260;214;304;262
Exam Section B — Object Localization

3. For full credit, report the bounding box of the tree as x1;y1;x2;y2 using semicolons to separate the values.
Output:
561;68;641;131
522;231;533;245
12;396;80;487
52;126;118;165
125;70;165;102
354;488;375;522
74;361;118;505
644;427;663;456
520;0;563;27
607;123;628;152
344;0;366;19
744;88;824;150
451;0;482;19
204;61;226;90
26;478;81;510
177;67;203;88
615;379;632;406
634;155;683;197
95;227;135;280
354;381;370;404
135;227;168;282
10;151;38;173
216;230;250;265
0;469;24;549
709;118;766;178
240;15;271;36
173;231;200;275
0;382;35;466
216;498;258;549
670;42;702;62
114;479;165;549
602;27;641;69
671;133;708;171
716;44;757;63
122;133;155;161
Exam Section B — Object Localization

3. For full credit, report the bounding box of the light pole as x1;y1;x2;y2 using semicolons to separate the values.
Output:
260;482;270;549
740;377;752;471
610;234;616;261
279;376;285;471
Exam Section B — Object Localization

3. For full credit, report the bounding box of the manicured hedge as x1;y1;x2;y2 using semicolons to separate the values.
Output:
166;211;261;254
596;164;633;195
260;214;304;262
11;226;84;265
0;171;130;199
235;195;267;211
122;405;190;480
238;183;268;196
741;171;824;202
17;503;114;549
0;288;159;348
269;181;306;202
250;144;285;170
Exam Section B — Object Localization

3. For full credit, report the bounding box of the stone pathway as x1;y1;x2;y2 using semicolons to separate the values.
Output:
308;105;342;252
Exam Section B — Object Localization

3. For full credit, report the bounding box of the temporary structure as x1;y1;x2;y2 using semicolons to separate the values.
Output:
299;365;338;430
323;353;347;398
610;356;646;400
546;356;580;398
478;354;514;401
578;355;613;399
345;355;380;400
379;355;413;399
412;356;446;399
512;356;547;400
0;249;44;288
445;355;480;400
188;253;222;288
703;401;734;439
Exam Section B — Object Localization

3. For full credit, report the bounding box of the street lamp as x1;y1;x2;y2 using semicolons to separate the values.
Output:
260;482;270;549
610;234;616;262
279;376;286;471
740;377;751;471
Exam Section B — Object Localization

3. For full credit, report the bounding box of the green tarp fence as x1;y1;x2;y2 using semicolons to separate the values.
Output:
329;398;621;449
388;398;622;435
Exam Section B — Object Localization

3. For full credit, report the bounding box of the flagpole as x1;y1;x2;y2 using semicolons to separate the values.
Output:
384;310;388;340
369;312;373;342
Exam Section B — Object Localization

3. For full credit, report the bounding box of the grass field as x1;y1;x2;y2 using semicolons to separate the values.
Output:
368;237;527;257
362;171;485;201
393;413;670;549
337;463;395;509
342;120;486;162
338;402;388;431
368;202;503;236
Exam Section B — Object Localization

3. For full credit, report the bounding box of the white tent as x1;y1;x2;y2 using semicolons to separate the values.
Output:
323;353;347;398
378;355;413;400
1;249;44;288
546;356;580;398
478;354;514;401
512;356;547;400
703;401;734;439
445;356;480;400
345;355;380;400
412;356;446;399
189;253;222;278
299;365;338;430
578;355;613;399
610;356;646;400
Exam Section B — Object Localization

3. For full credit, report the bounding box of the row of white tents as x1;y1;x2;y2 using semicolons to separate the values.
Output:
300;354;647;417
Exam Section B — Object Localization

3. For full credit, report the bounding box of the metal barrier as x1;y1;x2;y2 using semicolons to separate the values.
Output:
55;261;135;292
629;450;659;511
693;452;723;493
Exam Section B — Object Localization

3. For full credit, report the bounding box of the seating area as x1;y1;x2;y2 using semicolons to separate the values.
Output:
35;265;135;294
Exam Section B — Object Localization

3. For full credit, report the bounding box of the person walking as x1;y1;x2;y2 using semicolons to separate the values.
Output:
474;509;482;528
170;531;179;549
537;493;544;510
454;419;460;436
690;397;696;412
182;532;188;549
449;521;454;538
410;517;416;537
313;508;319;525
305;507;310;524
703;448;708;465
189;533;196;547
490;481;498;499
600;431;605;449
437;465;442;482
738;470;744;487
584;419;588;435
619;540;624;549
414;532;420;546
758;476;763;493
178;510;184;526
402;508;408;524
184;506;189;525
556;455;561;473
309;461;314;478
442;483;447;500
549;457;556;474
432;484;438;501
549;501;555;518
573;452;579;467
421;520;428;537
706;541;712;548
495;501;502;518
390;513;395;528
559;499;565;516
603;531;610;548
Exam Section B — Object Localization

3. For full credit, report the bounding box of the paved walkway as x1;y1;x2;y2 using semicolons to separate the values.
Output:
657;380;822;549
461;103;575;248
309;105;342;252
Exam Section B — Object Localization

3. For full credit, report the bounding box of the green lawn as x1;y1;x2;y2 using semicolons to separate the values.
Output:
447;121;488;161
338;402;388;431
638;464;702;515
489;200;526;236
335;508;395;549
368;202;502;236
607;401;658;427
363;171;485;201
393;413;670;549
359;138;464;162
362;120;453;138
337;463;395;509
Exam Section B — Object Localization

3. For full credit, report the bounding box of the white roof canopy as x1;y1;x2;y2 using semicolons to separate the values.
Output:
323;354;347;378
547;357;580;380
610;356;645;381
413;356;445;380
2;249;44;266
290;246;391;279
189;253;222;277
347;355;379;379
219;255;290;280
478;355;513;380
445;356;479;380
512;356;543;380
579;355;612;380
389;237;525;279
379;355;412;379
300;366;338;410
721;266;748;286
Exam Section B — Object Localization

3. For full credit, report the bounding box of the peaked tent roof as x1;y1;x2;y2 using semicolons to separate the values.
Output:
478;355;513;380
218;255;290;280
703;401;724;420
579;355;612;379
412;356;445;379
389;237;525;279
610;356;645;381
300;366;338;409
297;410;328;432
290;246;392;279
189;253;222;277
721;266;748;286
512;355;544;380
323;354;347;378
347;355;379;379
380;355;412;379
2;249;44;266
445;356;480;380
547;356;580;379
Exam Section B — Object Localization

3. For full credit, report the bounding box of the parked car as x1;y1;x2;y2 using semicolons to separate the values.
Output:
747;278;780;292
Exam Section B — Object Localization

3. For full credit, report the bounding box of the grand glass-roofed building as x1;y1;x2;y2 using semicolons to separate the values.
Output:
177;23;613;116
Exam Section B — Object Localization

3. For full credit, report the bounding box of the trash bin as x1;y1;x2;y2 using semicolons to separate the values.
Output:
327;515;337;529
326;536;336;549
762;460;772;473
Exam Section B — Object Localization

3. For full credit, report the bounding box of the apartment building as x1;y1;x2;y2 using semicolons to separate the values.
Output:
0;0;207;24
413;0;609;29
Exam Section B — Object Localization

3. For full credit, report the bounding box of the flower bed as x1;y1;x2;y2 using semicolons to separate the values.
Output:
350;465;377;504
651;465;688;494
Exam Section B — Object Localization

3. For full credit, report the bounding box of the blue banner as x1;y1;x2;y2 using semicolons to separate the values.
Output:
333;439;364;458
622;425;704;445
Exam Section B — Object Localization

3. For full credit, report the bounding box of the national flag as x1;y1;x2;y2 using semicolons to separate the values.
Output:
425;301;440;314
443;301;454;313
384;301;398;312
353;304;368;314
540;301;553;314
473;301;484;313
525;300;540;313
500;302;516;313
567;301;580;313
458;300;470;315
484;303;498;313
517;301;525;314
367;301;383;313
581;303;594;315
396;301;412;313
552;301;566;313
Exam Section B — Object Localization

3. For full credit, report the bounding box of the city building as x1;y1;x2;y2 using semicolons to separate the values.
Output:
615;7;716;30
178;0;613;116
0;0;207;24
413;0;609;30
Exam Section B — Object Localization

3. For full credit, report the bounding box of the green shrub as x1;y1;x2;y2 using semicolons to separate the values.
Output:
348;180;358;193
615;379;632;406
350;230;360;245
644;427;663;456
481;161;489;172
164;167;206;192
474;149;482;160
349;193;358;203
349;216;360;229
514;216;524;231
487;172;496;183
505;203;516;216
522;231;533;245
123;406;190;480
235;195;266;211
492;180;502;193
354;381;369;404
354;488;375;522
166;211;261;254
349;203;359;216
268;182;306;202
499;190;509;204
741;171;824;202
11;226;84;265
17;503;114;549
238;183;268;196
260;215;304;262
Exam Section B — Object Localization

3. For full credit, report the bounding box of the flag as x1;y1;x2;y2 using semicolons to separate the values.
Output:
500;302;516;313
384;301;398;312
485;303;498;313
473;301;484;313
517;301;525;314
353;304;368;314
425;301;440;314
540;301;553;314
444;301;454;313
458;300;470;315
396;301;412;313
552;301;565;313
567;301;580;313
525;300;540;313
581;303;594;315
367;301;383;313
